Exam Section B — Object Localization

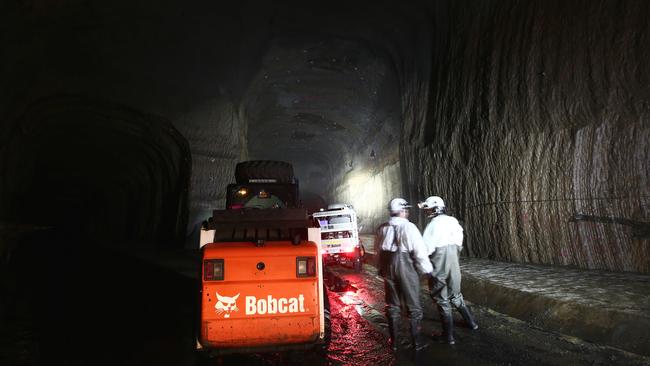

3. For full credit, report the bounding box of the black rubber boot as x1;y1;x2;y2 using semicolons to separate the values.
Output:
442;312;455;344
432;312;455;345
458;304;478;330
388;316;400;351
410;319;428;351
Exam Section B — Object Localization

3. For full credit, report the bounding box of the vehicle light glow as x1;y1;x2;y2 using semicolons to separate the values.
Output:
344;172;385;223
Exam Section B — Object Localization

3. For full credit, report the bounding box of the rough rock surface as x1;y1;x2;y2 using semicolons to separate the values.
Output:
403;0;650;273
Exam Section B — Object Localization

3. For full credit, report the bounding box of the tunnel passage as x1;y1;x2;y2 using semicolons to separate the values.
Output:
1;97;190;247
242;34;403;227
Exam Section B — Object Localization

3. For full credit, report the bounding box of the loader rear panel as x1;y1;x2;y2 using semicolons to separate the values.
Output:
199;241;323;349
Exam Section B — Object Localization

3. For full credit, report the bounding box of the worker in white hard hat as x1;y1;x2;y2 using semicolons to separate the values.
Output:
375;198;433;352
419;195;478;345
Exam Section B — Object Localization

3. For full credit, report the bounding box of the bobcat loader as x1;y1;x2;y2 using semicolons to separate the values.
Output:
196;161;330;355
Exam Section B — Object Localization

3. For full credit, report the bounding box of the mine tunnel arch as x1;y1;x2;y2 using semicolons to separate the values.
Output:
1;96;191;247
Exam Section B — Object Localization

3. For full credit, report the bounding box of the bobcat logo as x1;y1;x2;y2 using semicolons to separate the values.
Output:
215;292;239;318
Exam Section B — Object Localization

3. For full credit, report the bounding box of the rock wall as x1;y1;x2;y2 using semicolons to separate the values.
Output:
404;0;650;272
0;2;259;245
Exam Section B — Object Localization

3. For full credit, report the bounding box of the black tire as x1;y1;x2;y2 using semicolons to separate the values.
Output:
322;288;332;346
235;160;294;184
352;247;363;272
353;257;363;273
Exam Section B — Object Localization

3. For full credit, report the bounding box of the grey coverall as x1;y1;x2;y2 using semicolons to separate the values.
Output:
423;213;477;343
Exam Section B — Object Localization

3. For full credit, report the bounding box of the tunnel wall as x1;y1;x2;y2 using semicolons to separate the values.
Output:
403;0;650;273
0;97;192;244
0;2;265;245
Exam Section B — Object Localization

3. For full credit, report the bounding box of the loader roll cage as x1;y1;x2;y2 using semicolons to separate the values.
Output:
203;208;309;244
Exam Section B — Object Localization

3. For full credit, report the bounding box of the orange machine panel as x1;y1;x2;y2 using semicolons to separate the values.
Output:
199;240;323;349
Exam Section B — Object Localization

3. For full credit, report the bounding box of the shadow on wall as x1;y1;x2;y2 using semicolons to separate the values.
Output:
0;96;191;248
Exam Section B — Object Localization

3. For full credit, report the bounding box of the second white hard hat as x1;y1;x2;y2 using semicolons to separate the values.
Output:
418;196;445;209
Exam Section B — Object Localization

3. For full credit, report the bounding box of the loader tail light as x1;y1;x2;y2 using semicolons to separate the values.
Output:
296;256;316;277
204;259;224;281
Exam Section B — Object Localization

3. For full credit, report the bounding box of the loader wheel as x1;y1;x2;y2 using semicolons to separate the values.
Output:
323;306;332;345
322;288;332;346
235;160;294;184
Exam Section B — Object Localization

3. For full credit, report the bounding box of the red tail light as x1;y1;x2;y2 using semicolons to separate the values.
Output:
296;256;316;277
204;259;224;281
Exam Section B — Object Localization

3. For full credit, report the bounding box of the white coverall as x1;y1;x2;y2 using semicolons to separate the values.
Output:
423;214;465;308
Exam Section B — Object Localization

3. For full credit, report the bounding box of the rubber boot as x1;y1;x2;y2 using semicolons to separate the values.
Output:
458;304;478;330
441;312;455;344
388;316;400;351
410;319;428;351
432;312;455;345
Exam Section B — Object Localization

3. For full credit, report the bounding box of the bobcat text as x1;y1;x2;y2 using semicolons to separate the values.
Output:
245;294;306;315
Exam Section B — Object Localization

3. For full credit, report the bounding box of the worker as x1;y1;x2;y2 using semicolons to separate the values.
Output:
376;198;433;351
419;195;478;345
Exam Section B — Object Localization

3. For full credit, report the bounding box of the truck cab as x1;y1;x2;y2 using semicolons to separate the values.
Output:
197;161;330;355
311;203;365;272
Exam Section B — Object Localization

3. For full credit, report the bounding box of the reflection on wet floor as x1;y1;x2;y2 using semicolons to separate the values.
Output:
324;272;396;366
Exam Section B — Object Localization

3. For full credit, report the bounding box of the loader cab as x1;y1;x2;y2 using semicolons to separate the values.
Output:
226;182;299;210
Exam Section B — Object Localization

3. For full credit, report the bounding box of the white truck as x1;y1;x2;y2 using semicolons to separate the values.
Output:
311;204;365;272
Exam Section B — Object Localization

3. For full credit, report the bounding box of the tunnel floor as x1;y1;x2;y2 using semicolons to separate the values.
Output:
327;264;650;366
2;231;649;365
359;234;650;357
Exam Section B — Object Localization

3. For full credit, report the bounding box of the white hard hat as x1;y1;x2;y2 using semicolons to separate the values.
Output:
418;196;445;209
388;198;411;213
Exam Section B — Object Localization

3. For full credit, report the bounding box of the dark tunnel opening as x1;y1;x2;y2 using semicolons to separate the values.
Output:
1;97;191;248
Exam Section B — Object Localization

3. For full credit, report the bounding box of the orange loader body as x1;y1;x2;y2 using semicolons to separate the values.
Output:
199;240;325;352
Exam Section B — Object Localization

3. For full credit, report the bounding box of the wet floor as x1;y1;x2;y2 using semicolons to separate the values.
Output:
2;233;649;366
0;231;394;366
326;264;650;366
